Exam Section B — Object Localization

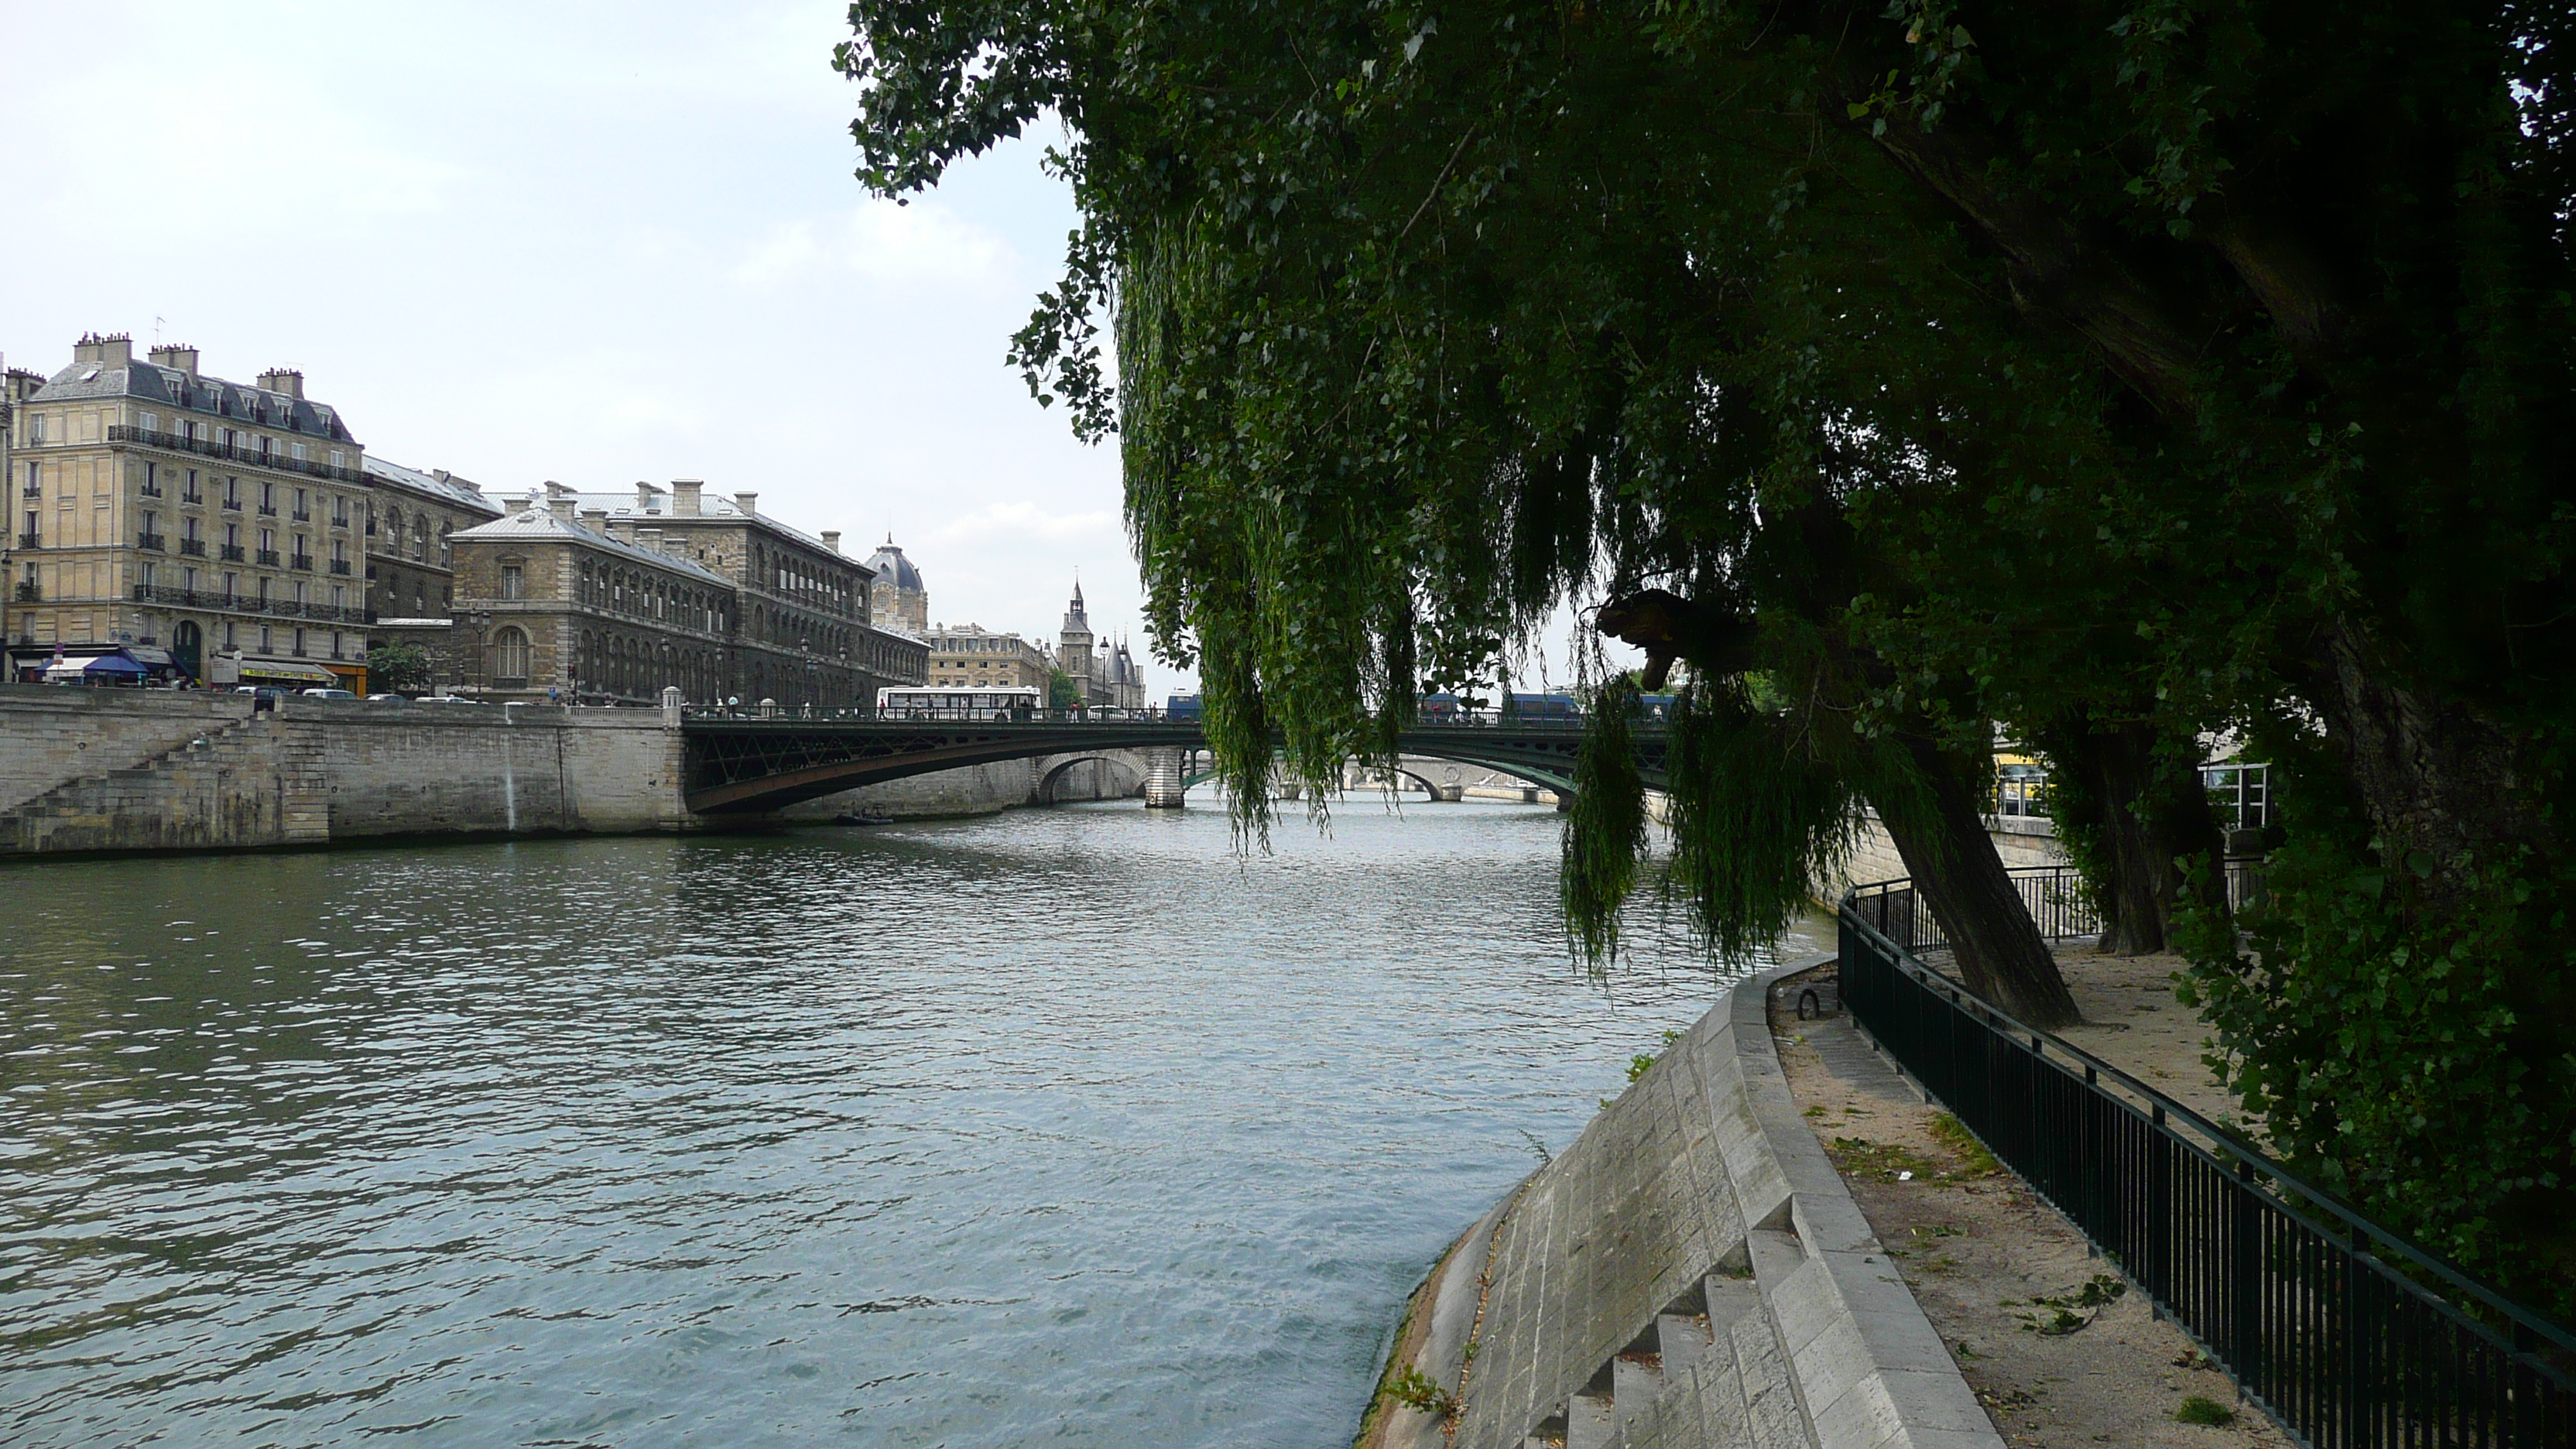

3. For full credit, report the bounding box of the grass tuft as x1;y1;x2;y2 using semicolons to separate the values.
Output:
2175;1395;2237;1427
1927;1112;2002;1175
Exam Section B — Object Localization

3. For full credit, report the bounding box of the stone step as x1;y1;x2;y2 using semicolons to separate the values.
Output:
1565;1389;1617;1449
1655;1311;1712;1389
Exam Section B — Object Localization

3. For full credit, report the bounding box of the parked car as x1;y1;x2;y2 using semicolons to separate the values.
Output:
230;686;288;700
418;694;485;705
365;692;410;702
300;688;358;700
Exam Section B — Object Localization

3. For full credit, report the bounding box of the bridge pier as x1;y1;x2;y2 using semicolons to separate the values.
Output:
1143;748;1187;809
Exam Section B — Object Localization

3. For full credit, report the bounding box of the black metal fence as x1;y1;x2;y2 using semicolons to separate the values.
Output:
1838;872;2575;1447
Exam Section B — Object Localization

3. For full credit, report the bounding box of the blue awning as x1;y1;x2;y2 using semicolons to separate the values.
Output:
62;653;149;674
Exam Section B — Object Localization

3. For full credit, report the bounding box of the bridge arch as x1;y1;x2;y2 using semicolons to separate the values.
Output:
1036;754;1143;805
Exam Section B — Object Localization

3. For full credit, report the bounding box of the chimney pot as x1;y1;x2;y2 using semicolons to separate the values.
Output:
147;344;200;376
75;333;134;368
256;368;305;399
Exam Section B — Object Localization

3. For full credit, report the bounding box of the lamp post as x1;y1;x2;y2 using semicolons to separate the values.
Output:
458;610;490;697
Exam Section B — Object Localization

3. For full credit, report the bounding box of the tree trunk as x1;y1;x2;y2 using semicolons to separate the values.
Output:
1877;731;2082;1028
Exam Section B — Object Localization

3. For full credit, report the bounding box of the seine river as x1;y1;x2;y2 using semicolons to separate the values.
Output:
0;796;1822;1447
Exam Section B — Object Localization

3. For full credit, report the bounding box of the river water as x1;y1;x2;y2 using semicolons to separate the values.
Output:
0;796;1824;1447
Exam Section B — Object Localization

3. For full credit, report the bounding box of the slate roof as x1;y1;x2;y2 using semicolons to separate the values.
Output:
568;487;863;572
365;456;505;520
33;355;358;444
450;505;736;587
865;539;924;592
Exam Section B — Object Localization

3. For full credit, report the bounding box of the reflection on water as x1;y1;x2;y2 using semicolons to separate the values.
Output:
0;797;1824;1447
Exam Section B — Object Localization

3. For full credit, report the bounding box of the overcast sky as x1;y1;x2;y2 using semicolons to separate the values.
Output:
2;2;1636;700
0;2;1170;680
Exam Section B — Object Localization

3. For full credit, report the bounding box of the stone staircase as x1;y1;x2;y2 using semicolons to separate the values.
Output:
0;712;324;853
1543;1268;1814;1449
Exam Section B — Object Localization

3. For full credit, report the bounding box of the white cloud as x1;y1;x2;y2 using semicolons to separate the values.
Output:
733;204;1012;289
926;500;1121;546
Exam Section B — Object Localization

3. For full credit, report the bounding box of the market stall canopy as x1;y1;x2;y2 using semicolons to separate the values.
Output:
44;652;149;680
235;659;341;687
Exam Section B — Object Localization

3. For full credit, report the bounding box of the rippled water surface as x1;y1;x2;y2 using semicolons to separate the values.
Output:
0;797;1824;1447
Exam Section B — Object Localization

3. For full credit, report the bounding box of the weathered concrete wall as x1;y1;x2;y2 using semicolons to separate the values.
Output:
0;686;688;855
782;750;1151;821
1379;957;1999;1449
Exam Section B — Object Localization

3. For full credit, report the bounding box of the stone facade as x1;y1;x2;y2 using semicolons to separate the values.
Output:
567;481;926;704
1054;581;1145;709
447;496;737;704
862;536;928;636
925;622;1052;691
2;334;372;684
362;456;502;625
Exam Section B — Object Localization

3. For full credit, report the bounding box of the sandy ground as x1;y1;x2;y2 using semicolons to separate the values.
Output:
1769;962;2288;1448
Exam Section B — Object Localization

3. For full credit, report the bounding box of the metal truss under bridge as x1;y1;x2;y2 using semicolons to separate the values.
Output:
679;709;1670;814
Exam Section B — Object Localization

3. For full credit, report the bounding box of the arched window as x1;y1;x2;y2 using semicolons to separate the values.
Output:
493;626;531;686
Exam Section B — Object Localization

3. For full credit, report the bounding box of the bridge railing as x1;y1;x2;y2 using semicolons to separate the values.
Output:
1837;871;2576;1447
677;703;1605;730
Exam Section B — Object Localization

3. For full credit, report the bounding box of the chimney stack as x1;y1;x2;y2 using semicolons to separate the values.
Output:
671;479;704;517
580;507;609;533
74;332;134;368
820;530;841;554
734;491;759;516
256;368;305;399
639;527;663;554
635;481;663;514
147;344;200;376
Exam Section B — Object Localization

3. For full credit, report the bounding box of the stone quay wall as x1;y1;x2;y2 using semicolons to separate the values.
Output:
0;687;1160;855
0;685;690;855
1372;957;2000;1449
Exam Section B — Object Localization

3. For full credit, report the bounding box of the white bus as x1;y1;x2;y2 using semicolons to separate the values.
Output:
875;686;1043;719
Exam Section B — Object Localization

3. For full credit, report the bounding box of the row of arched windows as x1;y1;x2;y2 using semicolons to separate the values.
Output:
579;559;726;633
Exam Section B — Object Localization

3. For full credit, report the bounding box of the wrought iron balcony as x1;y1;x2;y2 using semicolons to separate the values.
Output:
256;504;278;517
289;554;313;572
179;538;207;557
138;533;166;551
181;492;204;505
220;544;245;562
104;426;365;484
14;581;37;601
328;559;351;575
290;511;311;523
20;485;41;499
221;498;242;512
255;550;280;567
140;483;163;498
15;533;38;549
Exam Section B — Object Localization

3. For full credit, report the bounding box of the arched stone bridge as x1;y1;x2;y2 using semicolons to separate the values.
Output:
680;710;1668;814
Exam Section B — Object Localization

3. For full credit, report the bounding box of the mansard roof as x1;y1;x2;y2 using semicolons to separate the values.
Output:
34;355;358;444
364;456;505;520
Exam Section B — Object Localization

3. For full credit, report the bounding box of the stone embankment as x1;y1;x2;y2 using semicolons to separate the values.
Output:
1369;957;1999;1449
0;686;1149;855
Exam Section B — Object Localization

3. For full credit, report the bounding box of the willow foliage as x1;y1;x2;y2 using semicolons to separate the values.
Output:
844;0;2576;1304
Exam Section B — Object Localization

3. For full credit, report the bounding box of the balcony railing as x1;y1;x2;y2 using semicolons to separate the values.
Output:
289;555;313;572
139;483;163;498
15;533;38;549
104;426;363;484
179;539;207;557
220;544;245;562
14;582;36;602
138;533;166;551
290;511;311;523
181;492;203;505
255;550;280;567
20;485;41;499
221;498;242;512
256;504;278;517
328;559;351;575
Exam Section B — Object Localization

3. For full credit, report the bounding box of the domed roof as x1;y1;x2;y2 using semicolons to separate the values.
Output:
865;535;924;592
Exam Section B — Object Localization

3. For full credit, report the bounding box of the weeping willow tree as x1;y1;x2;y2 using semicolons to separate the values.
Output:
844;1;2576;1307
